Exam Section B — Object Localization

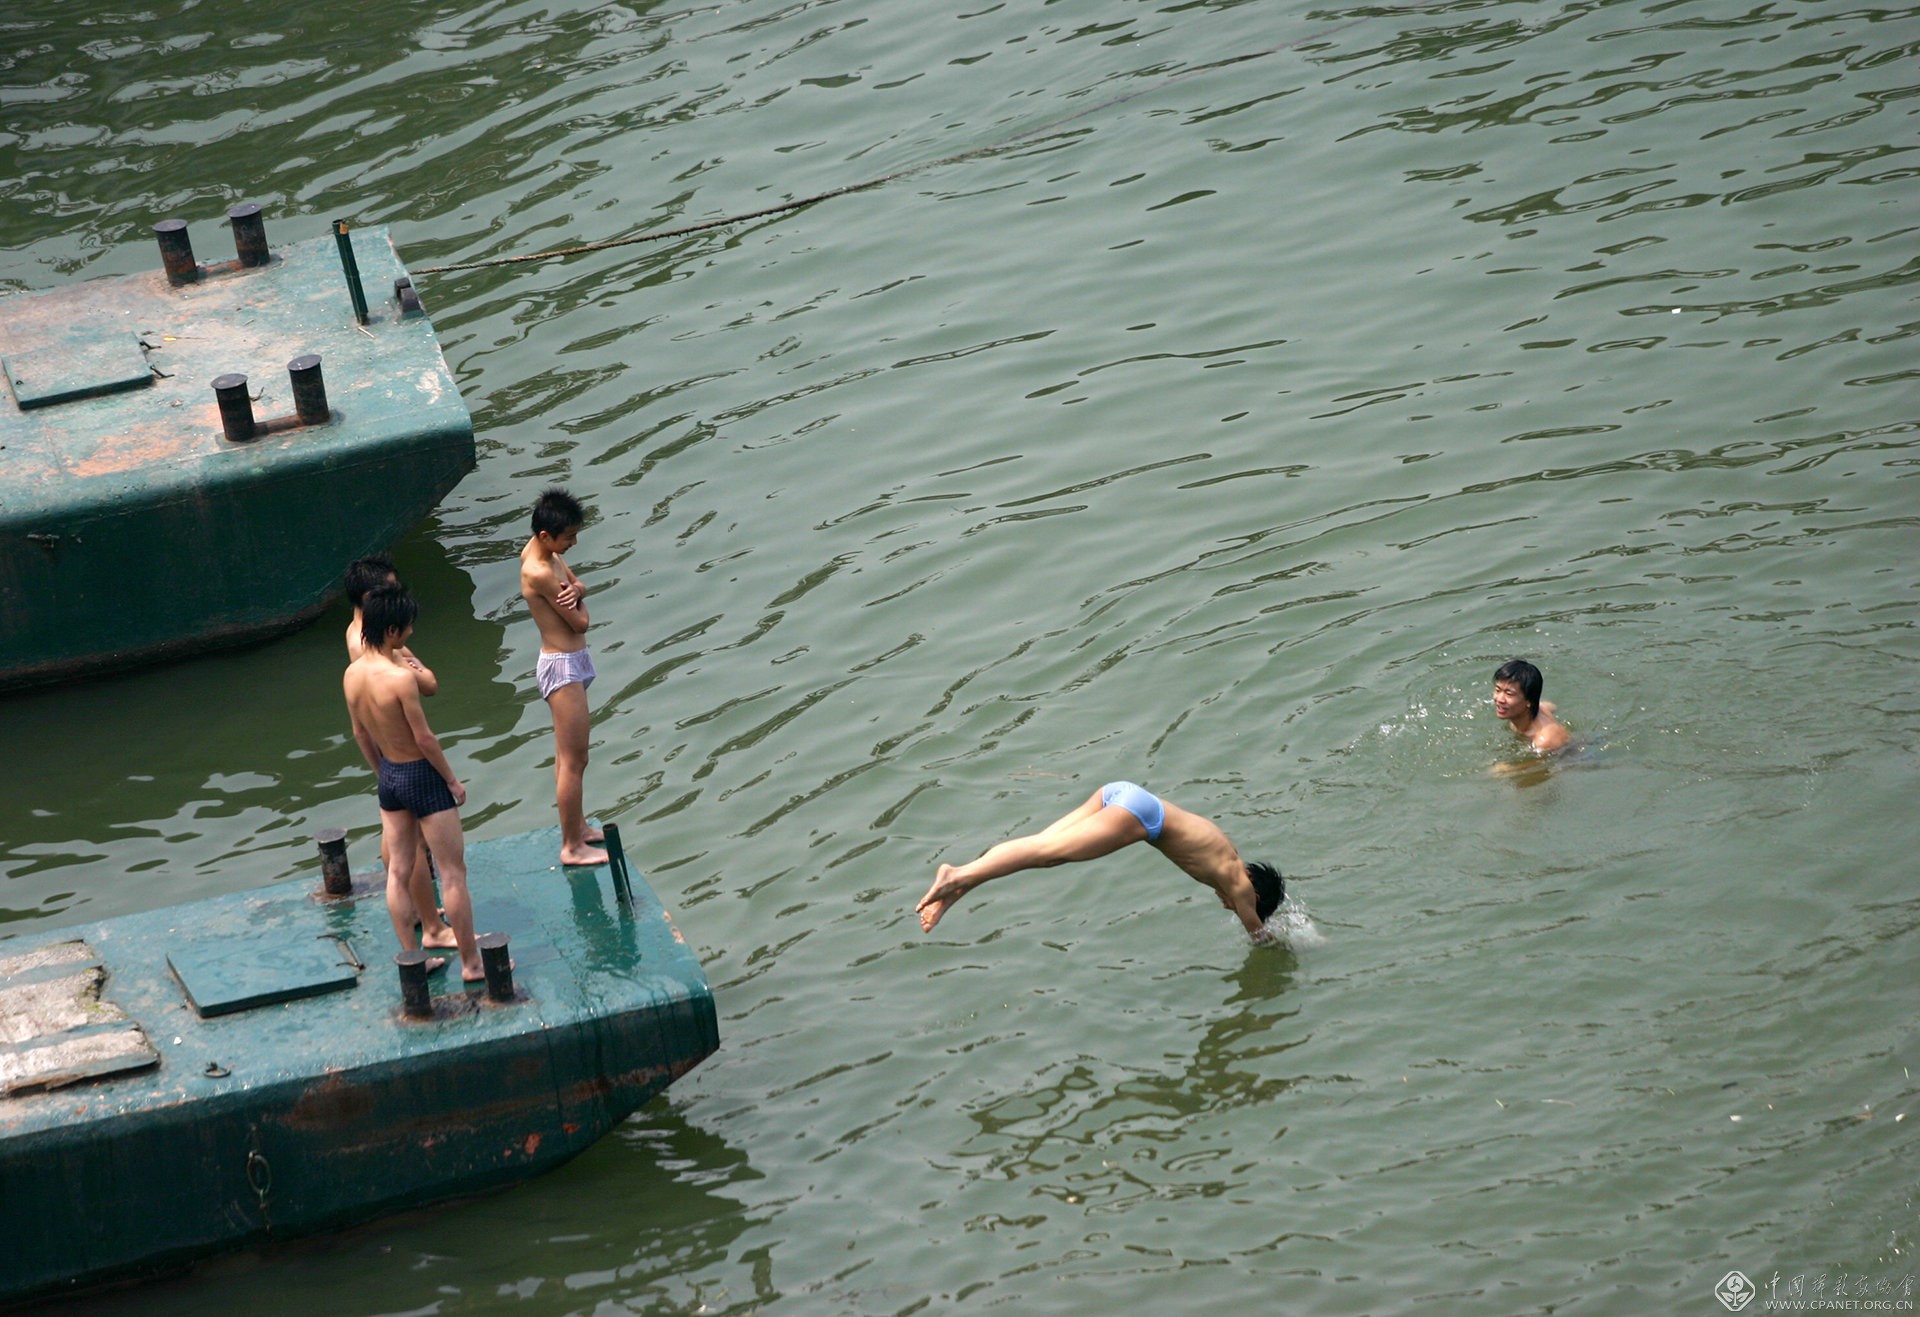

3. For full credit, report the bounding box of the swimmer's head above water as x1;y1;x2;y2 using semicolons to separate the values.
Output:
1493;658;1544;718
1247;861;1285;925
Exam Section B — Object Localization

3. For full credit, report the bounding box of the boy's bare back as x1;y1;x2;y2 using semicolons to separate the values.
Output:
1155;803;1246;889
344;652;431;763
1155;802;1264;927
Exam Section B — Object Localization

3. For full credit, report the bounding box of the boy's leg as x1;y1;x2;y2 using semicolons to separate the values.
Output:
547;682;608;866
918;803;1146;931
418;808;481;980
1035;789;1107;837
410;835;454;948
971;805;1146;878
382;809;426;954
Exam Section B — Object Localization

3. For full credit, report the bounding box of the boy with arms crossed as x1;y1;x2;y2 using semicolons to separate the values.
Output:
519;488;608;866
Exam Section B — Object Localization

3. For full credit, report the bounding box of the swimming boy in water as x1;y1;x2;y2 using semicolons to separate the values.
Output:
1492;658;1570;754
519;488;607;867
344;585;483;982
918;782;1284;941
343;556;453;951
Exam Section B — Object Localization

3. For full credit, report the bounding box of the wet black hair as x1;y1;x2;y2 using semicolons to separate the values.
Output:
344;554;398;608
531;487;586;538
360;583;418;653
1247;861;1285;925
1494;658;1543;717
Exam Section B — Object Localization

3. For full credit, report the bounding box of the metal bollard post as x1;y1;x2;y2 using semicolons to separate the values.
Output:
229;203;270;267
154;219;198;284
288;354;329;425
315;826;351;896
395;950;433;1017
212;374;256;442
478;933;514;1002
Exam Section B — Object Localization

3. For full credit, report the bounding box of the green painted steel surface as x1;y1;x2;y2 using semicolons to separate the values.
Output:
0;826;718;1305
167;927;360;1018
0;223;474;689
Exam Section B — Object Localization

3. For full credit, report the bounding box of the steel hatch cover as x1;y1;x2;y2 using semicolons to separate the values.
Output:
2;327;152;410
167;927;360;1018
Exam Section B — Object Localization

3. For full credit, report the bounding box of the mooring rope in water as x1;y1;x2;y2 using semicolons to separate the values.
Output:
408;16;1369;278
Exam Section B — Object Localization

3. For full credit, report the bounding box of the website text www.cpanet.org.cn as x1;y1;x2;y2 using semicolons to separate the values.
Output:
1715;1271;1917;1313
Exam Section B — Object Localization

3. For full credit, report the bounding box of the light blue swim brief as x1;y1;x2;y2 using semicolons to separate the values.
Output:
536;646;596;699
1100;780;1165;842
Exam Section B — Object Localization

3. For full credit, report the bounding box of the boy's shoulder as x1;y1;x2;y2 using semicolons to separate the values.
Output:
349;650;409;689
519;537;555;575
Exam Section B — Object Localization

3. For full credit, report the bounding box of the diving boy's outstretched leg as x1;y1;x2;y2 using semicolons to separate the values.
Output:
919;793;1147;933
918;863;969;931
918;781;1287;942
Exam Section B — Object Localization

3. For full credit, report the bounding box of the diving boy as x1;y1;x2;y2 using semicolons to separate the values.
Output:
344;584;484;982
917;781;1284;941
519;488;607;866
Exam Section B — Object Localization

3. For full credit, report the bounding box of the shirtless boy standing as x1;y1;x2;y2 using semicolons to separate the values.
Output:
519;488;607;867
917;781;1284;941
344;584;483;982
344;556;453;951
1492;658;1570;755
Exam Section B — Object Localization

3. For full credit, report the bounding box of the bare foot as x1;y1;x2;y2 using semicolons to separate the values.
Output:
420;929;459;950
583;826;606;845
424;955;448;975
560;844;609;867
916;864;968;932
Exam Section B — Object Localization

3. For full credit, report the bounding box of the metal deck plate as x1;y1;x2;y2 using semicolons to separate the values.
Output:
167;929;359;1017
2;326;153;410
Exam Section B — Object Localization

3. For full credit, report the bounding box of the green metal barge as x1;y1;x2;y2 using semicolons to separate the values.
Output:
0;209;474;691
0;826;718;1305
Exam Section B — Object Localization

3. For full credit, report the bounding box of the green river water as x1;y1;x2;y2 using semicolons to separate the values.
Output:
3;1;1917;1313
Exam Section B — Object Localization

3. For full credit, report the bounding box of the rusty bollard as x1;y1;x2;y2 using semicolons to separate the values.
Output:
154;218;198;284
395;950;433;1017
229;203;270;267
288;354;329;425
315;826;351;896
212;373;255;442
478;933;514;1002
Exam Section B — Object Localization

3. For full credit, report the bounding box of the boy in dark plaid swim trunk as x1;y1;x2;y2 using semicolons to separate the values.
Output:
345;585;486;983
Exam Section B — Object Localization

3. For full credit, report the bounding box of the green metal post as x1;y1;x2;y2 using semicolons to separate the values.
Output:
604;823;634;906
331;219;370;325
